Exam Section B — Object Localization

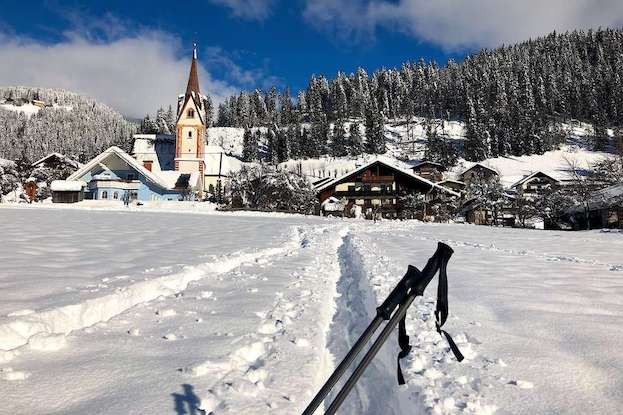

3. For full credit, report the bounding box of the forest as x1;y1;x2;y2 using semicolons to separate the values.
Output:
205;28;623;162
0;87;136;163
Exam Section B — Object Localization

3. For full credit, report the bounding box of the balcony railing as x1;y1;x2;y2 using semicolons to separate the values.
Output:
334;190;396;198
361;175;394;183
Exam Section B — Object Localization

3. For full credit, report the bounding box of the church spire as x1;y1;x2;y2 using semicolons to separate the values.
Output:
185;43;200;96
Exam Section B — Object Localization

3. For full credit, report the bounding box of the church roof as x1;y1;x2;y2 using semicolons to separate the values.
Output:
176;44;206;124
185;44;200;96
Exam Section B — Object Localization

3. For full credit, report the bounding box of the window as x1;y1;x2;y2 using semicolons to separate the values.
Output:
101;191;108;199
113;192;119;200
127;173;136;181
187;109;194;118
187;131;193;139
129;191;138;201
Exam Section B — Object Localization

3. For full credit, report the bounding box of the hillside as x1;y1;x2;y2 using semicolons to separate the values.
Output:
0;87;137;163
207;118;609;186
210;28;623;163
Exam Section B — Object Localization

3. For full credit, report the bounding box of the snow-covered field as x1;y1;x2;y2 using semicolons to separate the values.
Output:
1;207;622;414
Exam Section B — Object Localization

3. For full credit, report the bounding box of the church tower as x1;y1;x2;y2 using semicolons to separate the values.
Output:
175;44;206;196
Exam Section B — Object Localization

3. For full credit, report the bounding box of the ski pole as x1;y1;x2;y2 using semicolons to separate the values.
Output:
325;243;453;414
302;243;453;414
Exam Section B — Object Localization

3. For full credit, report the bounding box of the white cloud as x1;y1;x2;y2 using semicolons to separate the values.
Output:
304;0;623;50
208;0;276;20
0;30;240;118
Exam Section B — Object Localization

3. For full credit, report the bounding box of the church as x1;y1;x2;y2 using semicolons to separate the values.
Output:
65;45;226;202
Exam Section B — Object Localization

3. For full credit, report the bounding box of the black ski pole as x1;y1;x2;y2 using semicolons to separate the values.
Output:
302;243;453;414
302;265;421;415
324;243;454;415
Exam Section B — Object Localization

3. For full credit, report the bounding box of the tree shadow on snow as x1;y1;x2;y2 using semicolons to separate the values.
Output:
171;384;205;415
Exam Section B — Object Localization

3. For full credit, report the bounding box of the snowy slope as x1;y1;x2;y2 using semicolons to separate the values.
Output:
2;207;622;414
210;118;608;188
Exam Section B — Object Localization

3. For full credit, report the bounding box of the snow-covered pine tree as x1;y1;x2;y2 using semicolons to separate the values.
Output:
348;122;363;156
364;101;385;154
330;118;348;157
242;128;258;162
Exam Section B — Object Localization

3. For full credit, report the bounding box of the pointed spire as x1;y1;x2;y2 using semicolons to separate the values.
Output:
185;43;200;96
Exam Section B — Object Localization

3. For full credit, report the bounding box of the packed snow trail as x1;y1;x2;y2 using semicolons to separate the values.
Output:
0;221;348;414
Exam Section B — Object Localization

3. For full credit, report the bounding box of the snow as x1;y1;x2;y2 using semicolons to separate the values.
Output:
450;147;609;187
49;180;86;192
0;102;72;118
1;207;622;414
0;157;16;168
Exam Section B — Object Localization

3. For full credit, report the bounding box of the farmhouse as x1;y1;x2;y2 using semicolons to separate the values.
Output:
31;152;81;171
316;159;459;219
411;160;446;182
459;163;499;184
510;171;561;199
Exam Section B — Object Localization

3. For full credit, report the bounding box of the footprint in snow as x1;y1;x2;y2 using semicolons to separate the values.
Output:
508;380;534;389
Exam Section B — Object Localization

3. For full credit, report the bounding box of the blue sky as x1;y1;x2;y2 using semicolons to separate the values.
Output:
1;0;623;117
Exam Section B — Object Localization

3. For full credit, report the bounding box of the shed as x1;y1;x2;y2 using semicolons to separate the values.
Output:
51;180;86;203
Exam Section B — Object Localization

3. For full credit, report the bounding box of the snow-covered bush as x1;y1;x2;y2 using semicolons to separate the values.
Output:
229;165;317;214
0;159;20;199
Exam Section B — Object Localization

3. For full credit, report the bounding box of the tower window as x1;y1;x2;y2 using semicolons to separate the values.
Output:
187;109;194;118
187;131;193;138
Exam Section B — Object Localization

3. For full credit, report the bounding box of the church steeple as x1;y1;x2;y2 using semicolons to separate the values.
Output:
185;43;200;96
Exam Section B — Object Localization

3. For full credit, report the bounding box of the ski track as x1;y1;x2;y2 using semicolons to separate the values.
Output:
341;230;500;415
0;226;306;353
1;220;506;414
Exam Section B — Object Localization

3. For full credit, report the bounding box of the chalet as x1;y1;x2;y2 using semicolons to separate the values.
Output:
459;163;499;184
438;179;466;194
510;171;561;199
411;161;446;182
31;152;81;172
316;159;459;219
460;193;517;226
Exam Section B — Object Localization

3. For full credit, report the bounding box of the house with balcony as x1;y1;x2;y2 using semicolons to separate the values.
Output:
411;160;446;182
510;171;562;200
66;146;200;202
316;159;459;219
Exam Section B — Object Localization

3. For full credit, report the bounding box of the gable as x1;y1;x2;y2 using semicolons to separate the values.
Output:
177;94;205;126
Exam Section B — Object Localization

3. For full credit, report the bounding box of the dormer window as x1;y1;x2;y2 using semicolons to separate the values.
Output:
187;109;194;118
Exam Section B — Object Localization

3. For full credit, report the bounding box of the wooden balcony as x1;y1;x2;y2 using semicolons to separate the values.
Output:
361;175;394;183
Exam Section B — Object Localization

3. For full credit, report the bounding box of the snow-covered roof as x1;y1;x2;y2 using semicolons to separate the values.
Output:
204;145;244;176
31;152;81;169
439;179;465;185
68;146;173;190
157;171;200;190
510;171;561;189
459;163;499;177
412;160;446;170
315;159;460;197
51;180;86;192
